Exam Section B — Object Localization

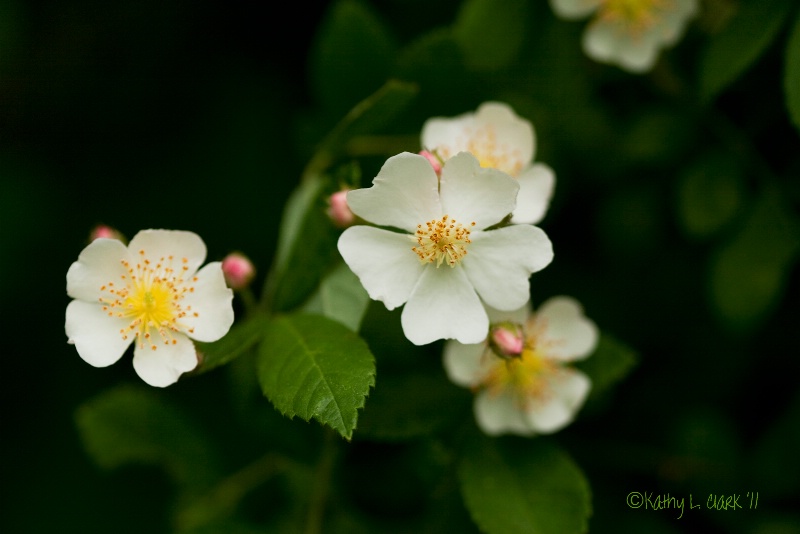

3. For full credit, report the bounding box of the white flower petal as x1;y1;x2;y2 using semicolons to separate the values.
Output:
511;163;556;225
439;152;519;230
582;19;623;63
463;225;553;310
549;0;602;19
582;19;659;73
180;262;234;342
132;332;198;387
535;296;598;361
616;37;660;73
65;300;132;367
485;304;529;325
66;238;130;301
422;103;535;177
474;390;534;436
338;226;424;310
658;0;698;45
401;265;488;345
346;152;442;232
421;114;474;157
526;370;590;433
443;340;487;387
128;229;207;276
473;102;535;169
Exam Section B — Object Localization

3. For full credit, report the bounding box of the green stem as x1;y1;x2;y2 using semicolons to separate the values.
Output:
304;429;340;534
237;286;259;317
176;452;303;531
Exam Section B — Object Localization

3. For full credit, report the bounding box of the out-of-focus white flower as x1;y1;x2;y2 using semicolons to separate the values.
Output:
421;102;555;225
337;151;553;346
549;0;698;73
444;296;598;436
66;229;234;387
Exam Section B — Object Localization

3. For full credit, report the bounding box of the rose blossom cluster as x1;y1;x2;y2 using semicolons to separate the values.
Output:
338;102;599;437
63;102;599;438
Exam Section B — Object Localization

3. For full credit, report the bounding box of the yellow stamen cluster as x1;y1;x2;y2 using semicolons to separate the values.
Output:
598;0;671;32
98;250;199;351
411;215;476;268
480;318;562;410
466;126;524;177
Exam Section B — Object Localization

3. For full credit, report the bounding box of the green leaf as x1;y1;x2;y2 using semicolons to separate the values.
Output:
575;332;637;402
257;313;376;440
301;262;370;332
785;9;800;131
311;0;398;116
268;174;341;312
459;434;592;534
709;187;800;331
194;313;270;373
272;174;325;280
699;0;795;101
676;151;745;239
356;369;472;441
453;0;528;72
75;385;218;488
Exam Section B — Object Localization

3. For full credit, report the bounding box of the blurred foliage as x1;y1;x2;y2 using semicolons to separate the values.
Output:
3;0;799;533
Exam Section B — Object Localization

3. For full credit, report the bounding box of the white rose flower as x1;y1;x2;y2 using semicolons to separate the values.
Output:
337;151;554;346
444;296;598;436
550;0;698;73
66;229;234;387
421;102;555;225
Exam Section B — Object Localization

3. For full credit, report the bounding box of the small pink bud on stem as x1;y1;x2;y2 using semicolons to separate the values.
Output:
222;252;256;290
327;189;356;228
488;322;524;359
419;150;442;175
89;224;125;243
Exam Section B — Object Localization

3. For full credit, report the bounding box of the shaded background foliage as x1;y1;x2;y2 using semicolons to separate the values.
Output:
2;0;799;532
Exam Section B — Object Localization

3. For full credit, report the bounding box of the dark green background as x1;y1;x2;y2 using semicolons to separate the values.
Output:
3;0;798;532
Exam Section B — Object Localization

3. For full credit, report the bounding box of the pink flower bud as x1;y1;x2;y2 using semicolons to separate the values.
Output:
419;150;442;175
327;189;355;228
222;252;256;290
89;224;125;243
488;322;524;359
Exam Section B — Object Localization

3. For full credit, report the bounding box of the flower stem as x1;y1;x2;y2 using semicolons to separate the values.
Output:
304;428;340;534
175;452;303;531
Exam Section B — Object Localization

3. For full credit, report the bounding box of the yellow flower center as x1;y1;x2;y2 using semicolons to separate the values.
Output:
483;347;558;406
468;126;524;176
98;250;199;350
598;0;671;31
437;126;524;176
411;215;475;268
480;318;564;409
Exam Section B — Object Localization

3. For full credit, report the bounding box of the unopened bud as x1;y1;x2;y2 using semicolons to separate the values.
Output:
222;252;256;290
488;322;524;359
89;224;125;243
327;189;355;228
419;150;442;175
